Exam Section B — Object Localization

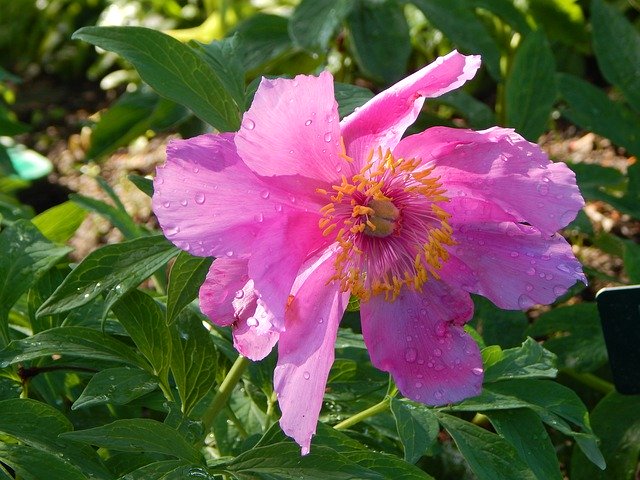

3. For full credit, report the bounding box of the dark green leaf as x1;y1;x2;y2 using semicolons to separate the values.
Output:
0;398;112;479
171;310;219;415
436;412;537;480
487;409;563;480
166;251;213;325
623;240;640;284
390;398;439;463
571;392;638;479
526;303;607;372
568;163;625;200
72;26;241;131
0;444;87;480
0;219;70;315
0;326;146;368
347;0;411;84
334;82;374;119
61;418;203;464
72;366;159;410
112;290;172;379
88;89;189;160
232;14;293;73
412;0;501;79
471;296;528;348
591;0;640;113
32;201;87;244
437;90;497;130
557;73;640;157
505;30;556;140
191;35;245;110
28;266;66;333
216;442;384;479
71;193;142;240
128;174;154;197
120;460;207;480
289;0;353;51
469;0;531;33
37;235;178;317
483;338;557;382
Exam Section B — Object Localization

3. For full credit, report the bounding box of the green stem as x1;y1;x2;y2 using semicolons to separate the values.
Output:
201;355;250;432
334;390;397;430
562;370;615;395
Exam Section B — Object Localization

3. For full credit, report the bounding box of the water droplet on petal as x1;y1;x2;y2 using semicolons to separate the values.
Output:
525;283;533;292
556;263;571;273
472;367;484;376
404;348;417;363
166;226;180;237
510;251;519;258
254;213;264;223
243;118;255;130
433;348;442;357
260;189;270;199
180;199;188;206
162;201;171;208
235;290;244;299
303;371;310;380
194;192;206;204
323;132;332;143
415;382;423;388
305;119;312;126
246;316;258;327
518;294;534;309
225;250;234;257
553;285;567;296
434;389;444;400
289;149;295;155
537;184;549;196
526;267;536;276
275;204;283;212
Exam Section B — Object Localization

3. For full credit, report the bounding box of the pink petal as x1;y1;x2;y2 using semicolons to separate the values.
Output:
248;211;328;331
393;126;585;235
340;51;480;165
274;248;349;454
360;282;483;405
199;258;279;360
235;72;342;183
440;221;587;310
153;133;317;258
199;258;248;326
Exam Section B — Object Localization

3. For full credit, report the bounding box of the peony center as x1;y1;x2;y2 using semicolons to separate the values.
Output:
363;198;400;237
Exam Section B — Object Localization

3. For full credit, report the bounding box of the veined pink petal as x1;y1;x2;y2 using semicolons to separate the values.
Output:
274;248;350;455
440;221;587;310
235;72;342;182
199;258;279;360
153;133;316;258
393;126;585;235
248;211;328;331
360;282;483;405
340;51;480;165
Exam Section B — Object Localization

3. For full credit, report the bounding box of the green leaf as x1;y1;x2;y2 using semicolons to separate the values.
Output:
571;392;639;479
166;251;213;325
526;0;588;50
437;90;497;130
334;82;374;119
0;219;71;313
487;409;563;480
0;398;112;479
0;444;87;480
128;174;154;197
191;35;245;110
72;366;159;410
526;303;607;372
71;193;142;240
623;240;640;284
471;296;528;348
505;30;556;140
347;0;411;84
112;290;172;379
31;201;87;244
37;235;178;317
0;326;146;368
87;89;189;160
170;310;219;415
289;0;353;52
469;0;531;34
216;442;385;479
61;418;203;464
390;398;440;463
591;0;640;113
232;14;293;73
568;163;625;200
557;73;640;157
72;26;240;131
120;460;205;480
483;338;557;382
412;0;501;79
436;412;537;480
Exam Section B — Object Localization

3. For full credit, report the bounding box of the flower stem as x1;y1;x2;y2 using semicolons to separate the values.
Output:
201;355;250;433
562;369;615;395
334;389;398;430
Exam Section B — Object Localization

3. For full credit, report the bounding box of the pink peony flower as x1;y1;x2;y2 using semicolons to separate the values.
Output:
152;51;586;454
